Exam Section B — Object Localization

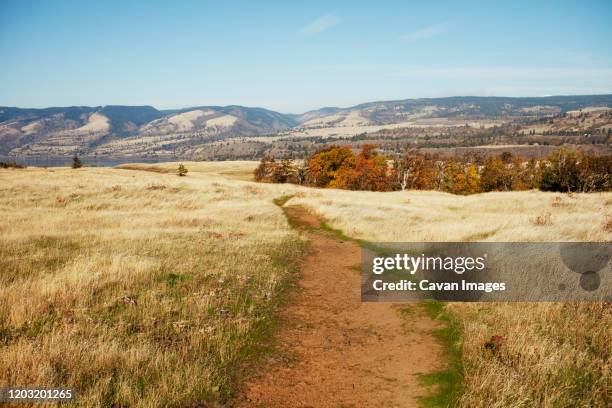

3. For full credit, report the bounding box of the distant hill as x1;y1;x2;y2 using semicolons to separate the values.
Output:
0;104;297;156
298;95;612;127
1;95;611;159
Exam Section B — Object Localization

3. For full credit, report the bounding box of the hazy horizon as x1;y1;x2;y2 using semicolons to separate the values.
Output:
1;0;611;112
3;93;612;115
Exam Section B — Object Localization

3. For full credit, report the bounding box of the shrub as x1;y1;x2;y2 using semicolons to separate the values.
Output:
603;215;612;232
72;156;83;169
177;164;188;177
531;212;553;226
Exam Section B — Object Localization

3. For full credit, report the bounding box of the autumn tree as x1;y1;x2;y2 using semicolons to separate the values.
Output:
434;160;446;192
254;146;609;195
254;156;301;183
510;157;540;190
254;156;275;181
500;151;514;164
334;144;391;191
270;158;296;183
578;154;611;192
480;156;512;191
442;160;480;195
394;151;437;190
306;146;355;187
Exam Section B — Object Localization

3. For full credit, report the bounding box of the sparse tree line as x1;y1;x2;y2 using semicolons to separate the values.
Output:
255;145;611;194
0;160;25;169
536;129;612;137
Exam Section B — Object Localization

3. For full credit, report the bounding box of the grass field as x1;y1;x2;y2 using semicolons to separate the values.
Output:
289;174;611;407
1;161;610;407
0;164;303;406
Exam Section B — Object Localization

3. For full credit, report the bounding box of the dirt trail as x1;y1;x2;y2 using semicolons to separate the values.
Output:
236;205;443;407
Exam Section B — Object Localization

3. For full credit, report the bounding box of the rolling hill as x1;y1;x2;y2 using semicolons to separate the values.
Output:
1;95;611;159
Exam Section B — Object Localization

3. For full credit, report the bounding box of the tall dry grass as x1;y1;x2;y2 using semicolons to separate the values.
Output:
288;183;611;407
288;188;610;242
0;165;303;406
2;161;610;407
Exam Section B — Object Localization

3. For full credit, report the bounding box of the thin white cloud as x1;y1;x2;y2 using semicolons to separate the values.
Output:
301;14;340;37
399;24;450;42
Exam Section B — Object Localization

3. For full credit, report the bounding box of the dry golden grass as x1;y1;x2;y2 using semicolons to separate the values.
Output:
1;161;610;407
289;188;610;242
0;165;303;406
445;302;611;407
116;161;259;181
288;183;611;407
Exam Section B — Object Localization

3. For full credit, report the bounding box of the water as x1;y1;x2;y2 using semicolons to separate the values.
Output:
0;156;177;167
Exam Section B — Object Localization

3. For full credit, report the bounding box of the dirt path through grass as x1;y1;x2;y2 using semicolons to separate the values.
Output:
235;204;444;407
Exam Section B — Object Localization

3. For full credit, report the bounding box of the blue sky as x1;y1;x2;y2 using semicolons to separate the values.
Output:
1;0;611;113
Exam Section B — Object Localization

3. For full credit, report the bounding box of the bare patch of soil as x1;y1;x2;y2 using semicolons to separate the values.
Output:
235;205;443;407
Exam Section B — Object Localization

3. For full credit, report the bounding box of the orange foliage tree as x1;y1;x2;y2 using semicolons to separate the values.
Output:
443;161;481;195
393;151;438;190
334;144;392;191
255;147;610;194
306;146;355;187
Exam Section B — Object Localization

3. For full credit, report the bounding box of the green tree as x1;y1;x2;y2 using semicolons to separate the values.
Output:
72;156;83;169
540;148;580;192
